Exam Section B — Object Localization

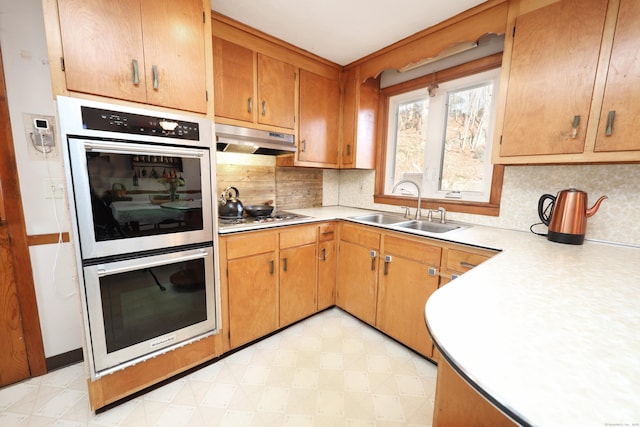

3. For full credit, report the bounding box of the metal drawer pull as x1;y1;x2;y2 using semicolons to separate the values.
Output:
605;110;616;136
383;255;392;275
321;248;327;261
152;65;159;89
301;139;306;152
460;261;478;269
571;115;580;139
370;250;377;271
132;59;140;85
283;257;288;272
269;260;275;275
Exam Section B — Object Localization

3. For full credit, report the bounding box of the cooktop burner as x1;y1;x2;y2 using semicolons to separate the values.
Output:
218;211;309;228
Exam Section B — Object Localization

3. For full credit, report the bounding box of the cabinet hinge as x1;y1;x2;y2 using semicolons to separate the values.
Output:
512;25;516;38
202;11;206;24
206;90;209;102
60;57;65;72
499;135;503;145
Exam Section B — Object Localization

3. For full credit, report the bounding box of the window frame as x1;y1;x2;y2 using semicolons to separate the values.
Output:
374;53;504;216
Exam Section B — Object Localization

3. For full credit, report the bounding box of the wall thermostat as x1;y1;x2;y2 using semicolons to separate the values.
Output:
34;118;51;133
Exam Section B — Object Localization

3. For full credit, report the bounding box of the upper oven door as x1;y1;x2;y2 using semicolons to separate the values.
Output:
68;138;213;259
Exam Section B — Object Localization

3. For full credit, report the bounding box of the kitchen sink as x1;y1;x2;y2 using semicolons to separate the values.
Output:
350;213;407;225
395;220;462;234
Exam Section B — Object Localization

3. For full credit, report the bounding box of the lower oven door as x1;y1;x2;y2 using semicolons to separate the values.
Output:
83;246;218;377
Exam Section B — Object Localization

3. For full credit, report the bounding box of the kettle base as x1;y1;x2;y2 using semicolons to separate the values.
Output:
548;231;584;245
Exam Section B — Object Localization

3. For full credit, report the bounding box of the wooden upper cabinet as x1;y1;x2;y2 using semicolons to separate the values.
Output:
499;0;608;157
298;69;340;167
594;0;640;152
213;37;254;122
58;0;146;104
257;54;296;129
57;0;207;113
211;39;296;130
340;68;379;169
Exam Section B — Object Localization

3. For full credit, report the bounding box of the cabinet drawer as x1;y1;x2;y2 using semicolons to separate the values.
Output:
318;222;336;242
225;232;276;259
446;249;491;273
384;235;441;266
340;223;380;250
280;225;317;249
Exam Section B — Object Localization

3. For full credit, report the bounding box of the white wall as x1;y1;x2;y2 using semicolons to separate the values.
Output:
0;0;82;357
328;164;640;247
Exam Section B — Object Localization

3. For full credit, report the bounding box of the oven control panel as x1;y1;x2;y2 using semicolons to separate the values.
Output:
81;106;199;140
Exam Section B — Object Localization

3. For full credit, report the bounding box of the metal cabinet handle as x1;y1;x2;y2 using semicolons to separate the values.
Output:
282;257;288;272
269;260;275;275
571;115;580;139
301;139;306;152
321;248;327;261
152;65;159;89
605;110;616;136
248;97;253;113
460;261;477;269
132;59;140;85
370;250;377;271
261;100;266;116
346;144;352;156
384;255;392;275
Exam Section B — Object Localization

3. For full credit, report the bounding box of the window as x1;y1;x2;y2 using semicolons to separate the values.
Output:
376;59;504;216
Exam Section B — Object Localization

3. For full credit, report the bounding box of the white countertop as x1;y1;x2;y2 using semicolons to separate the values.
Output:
223;206;640;427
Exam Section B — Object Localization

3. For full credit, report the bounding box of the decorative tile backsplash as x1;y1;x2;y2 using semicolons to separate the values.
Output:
328;165;640;247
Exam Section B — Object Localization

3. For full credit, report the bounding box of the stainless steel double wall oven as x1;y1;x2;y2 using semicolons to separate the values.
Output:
58;96;219;379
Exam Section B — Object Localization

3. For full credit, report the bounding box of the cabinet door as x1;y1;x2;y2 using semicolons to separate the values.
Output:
376;255;438;357
141;0;207;113
341;71;379;169
298;70;340;166
228;252;278;348
317;225;337;310
257;54;296;129
594;0;640;152
57;0;147;104
336;240;378;325
499;0;608;156
279;243;317;327
213;38;255;122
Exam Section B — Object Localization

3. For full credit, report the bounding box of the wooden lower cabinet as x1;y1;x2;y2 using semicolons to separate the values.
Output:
317;222;337;310
434;356;516;427
336;224;381;326
440;246;494;286
376;235;441;357
226;232;278;348
279;226;318;327
222;224;322;349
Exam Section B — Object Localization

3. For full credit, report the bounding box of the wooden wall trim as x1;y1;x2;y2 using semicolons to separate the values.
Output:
27;232;71;247
0;47;47;376
347;1;509;81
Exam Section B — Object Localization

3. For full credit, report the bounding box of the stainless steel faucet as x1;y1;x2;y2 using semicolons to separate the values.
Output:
392;180;422;220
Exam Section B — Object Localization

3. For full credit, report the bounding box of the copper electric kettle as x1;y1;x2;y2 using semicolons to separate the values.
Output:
538;188;607;245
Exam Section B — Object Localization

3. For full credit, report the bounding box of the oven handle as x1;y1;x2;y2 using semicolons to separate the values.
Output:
96;251;209;277
84;141;205;158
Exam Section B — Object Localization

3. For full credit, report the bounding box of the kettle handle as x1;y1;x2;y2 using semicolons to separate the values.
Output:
538;194;556;226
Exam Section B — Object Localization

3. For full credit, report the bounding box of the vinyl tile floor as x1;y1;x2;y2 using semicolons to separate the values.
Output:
0;308;438;426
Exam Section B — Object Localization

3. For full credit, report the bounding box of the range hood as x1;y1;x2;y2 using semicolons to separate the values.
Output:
215;123;296;155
